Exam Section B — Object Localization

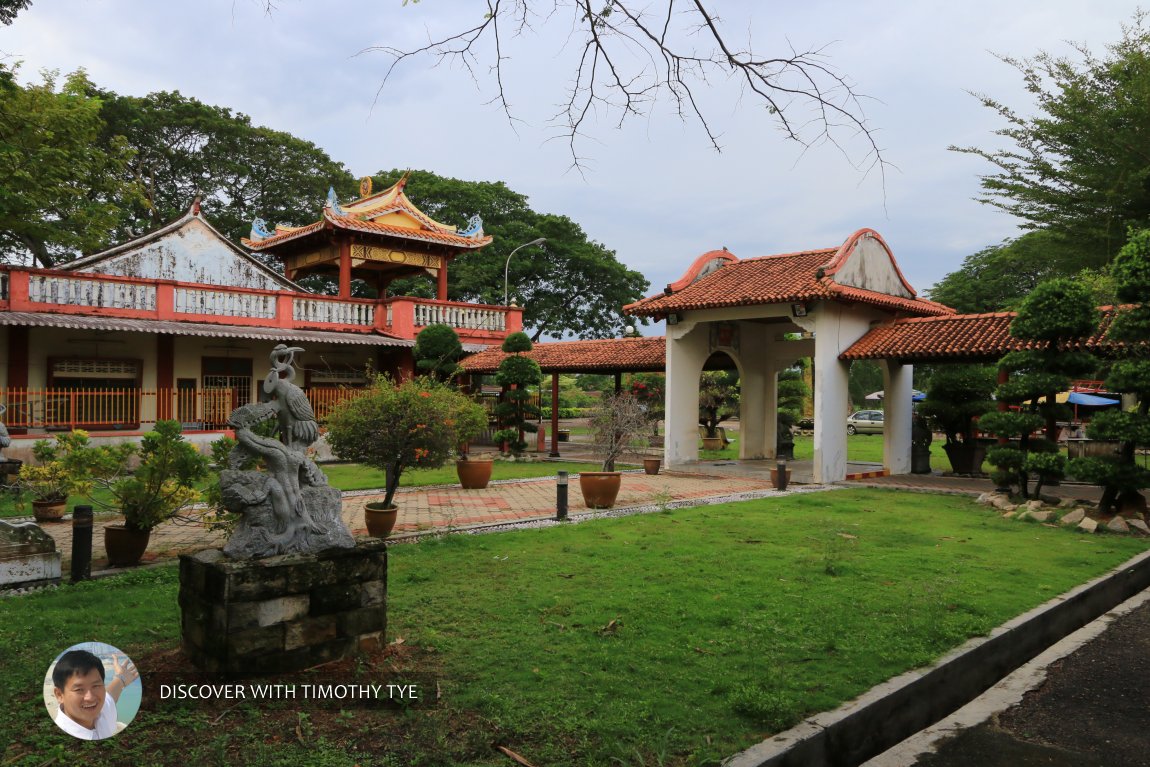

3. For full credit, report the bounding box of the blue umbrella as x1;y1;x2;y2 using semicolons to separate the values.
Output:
1066;392;1119;407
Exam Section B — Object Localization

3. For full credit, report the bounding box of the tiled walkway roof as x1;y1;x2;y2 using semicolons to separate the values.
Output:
461;336;666;373
625;248;952;319
842;307;1124;362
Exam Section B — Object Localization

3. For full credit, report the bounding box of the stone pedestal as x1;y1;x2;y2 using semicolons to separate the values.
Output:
179;540;387;673
0;520;61;589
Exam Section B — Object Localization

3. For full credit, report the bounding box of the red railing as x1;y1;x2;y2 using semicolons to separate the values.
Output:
0;387;369;432
0;266;522;343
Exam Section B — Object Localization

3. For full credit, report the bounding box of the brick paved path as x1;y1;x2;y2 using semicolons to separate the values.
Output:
28;466;1107;573
34;470;779;570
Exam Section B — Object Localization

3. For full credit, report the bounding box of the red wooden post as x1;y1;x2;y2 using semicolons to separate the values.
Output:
550;372;561;457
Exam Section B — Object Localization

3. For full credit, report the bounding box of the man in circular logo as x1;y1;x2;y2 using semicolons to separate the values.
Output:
48;647;139;740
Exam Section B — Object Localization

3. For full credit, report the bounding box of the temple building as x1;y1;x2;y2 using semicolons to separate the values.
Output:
0;178;518;454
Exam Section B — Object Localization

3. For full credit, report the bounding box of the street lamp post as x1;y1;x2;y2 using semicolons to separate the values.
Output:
504;237;547;306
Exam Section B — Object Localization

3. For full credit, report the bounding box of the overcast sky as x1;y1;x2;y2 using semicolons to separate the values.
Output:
1;1;1142;325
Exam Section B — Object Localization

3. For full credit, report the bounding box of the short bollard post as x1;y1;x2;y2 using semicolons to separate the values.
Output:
556;471;568;520
776;460;788;492
71;505;93;583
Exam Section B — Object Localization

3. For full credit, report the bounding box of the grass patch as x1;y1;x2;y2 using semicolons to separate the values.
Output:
321;460;606;492
701;434;957;468
2;488;1145;766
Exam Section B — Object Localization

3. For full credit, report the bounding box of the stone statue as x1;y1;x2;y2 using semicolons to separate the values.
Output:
0;404;11;456
221;347;354;559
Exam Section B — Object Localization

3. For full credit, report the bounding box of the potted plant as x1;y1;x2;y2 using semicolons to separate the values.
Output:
85;420;208;566
919;365;996;475
580;391;649;509
698;371;738;450
13;431;98;522
452;401;495;490
326;376;488;537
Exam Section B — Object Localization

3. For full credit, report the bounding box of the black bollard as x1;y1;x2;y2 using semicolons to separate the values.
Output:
71;505;93;583
776;460;788;492
556;471;568;520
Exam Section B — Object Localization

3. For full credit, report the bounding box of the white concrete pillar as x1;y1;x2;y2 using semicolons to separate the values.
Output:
664;320;709;465
736;329;769;459
882;360;914;475
808;303;877;483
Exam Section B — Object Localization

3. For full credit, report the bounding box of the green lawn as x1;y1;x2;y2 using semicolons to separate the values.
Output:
1;488;1145;766
701;433;958;468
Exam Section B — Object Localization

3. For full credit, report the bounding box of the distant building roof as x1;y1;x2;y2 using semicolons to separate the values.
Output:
461;336;667;373
56;202;304;292
0;311;414;347
840;307;1126;363
243;174;493;252
625;230;953;319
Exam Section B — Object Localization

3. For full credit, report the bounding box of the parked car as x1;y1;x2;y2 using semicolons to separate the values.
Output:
847;410;884;435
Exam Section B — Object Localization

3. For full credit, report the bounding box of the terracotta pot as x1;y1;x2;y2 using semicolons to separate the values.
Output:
32;499;67;523
579;472;622;509
770;467;792;490
942;443;987;475
702;437;724;451
643;458;661;476
104;524;151;567
364;502;399;538
456;459;494;490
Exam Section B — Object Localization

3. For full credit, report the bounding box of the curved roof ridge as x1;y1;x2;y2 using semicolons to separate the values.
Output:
821;228;918;298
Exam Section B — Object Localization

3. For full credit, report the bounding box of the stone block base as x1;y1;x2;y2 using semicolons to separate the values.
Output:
179;540;387;673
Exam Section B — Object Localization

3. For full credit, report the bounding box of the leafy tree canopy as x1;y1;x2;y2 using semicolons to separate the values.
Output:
951;12;1150;265
0;66;136;267
372;169;650;341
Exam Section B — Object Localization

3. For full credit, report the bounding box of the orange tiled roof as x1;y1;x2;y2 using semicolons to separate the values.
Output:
624;247;953;319
461;336;667;373
243;177;493;251
841;307;1125;362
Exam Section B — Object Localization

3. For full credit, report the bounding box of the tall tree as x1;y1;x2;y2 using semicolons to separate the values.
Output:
373;169;649;341
951;12;1150;265
0;66;135;266
93;89;357;249
0;0;29;25
928;232;1074;313
1070;228;1150;515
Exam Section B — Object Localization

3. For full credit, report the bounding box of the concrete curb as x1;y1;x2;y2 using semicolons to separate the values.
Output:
723;548;1150;767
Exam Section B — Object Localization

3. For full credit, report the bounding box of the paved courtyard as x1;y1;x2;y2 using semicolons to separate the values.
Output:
31;468;784;570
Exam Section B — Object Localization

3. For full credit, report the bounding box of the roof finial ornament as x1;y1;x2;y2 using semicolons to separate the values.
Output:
191;195;202;217
396;170;411;192
359;176;373;198
325;186;346;216
250;217;273;241
457;214;484;238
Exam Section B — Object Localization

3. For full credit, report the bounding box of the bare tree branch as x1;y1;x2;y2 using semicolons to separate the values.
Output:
359;1;887;180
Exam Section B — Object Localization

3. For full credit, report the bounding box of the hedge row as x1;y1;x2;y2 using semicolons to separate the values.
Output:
539;407;591;419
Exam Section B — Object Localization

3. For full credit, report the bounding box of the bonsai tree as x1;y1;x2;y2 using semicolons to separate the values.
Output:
325;376;488;509
86;420;210;532
588;391;650;471
985;277;1098;497
919;364;996;473
1070;228;1150;514
698;370;739;440
777;367;810;459
413;324;464;382
493;331;542;456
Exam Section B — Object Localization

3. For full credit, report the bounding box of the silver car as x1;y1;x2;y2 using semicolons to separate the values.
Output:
846;410;884;435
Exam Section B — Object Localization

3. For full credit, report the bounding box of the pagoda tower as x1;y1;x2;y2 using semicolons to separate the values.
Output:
243;174;492;300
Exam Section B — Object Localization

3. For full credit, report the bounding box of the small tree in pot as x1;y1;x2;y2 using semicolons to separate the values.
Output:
84;421;209;566
919;365;996;474
580;392;650;509
326;376;487;534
